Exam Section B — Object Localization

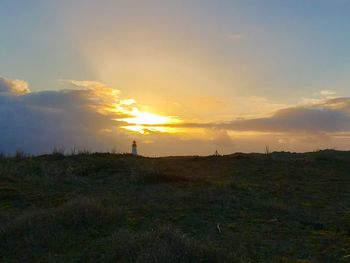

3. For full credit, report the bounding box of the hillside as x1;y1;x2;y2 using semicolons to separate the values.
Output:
1;150;350;262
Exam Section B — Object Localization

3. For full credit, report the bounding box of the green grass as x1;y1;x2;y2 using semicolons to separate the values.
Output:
1;150;350;262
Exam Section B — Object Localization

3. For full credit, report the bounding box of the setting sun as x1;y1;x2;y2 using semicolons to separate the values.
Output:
118;108;181;134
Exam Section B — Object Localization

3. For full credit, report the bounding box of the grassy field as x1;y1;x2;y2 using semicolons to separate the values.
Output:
1;150;350;262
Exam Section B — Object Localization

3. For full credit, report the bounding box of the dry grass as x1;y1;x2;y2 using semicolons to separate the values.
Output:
0;151;350;262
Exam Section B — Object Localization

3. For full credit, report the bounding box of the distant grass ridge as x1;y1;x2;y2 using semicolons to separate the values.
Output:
0;150;350;262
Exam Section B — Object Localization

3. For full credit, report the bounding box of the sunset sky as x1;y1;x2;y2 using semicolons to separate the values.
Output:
1;0;350;156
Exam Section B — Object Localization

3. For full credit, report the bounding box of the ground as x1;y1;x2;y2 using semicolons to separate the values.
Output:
1;150;350;262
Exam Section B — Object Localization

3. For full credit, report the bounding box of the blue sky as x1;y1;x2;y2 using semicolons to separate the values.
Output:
1;1;350;155
1;1;350;98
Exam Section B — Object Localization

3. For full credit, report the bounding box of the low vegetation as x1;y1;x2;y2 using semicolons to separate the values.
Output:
1;150;350;262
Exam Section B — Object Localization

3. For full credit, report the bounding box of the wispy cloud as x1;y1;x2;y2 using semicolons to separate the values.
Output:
0;76;30;95
221;103;350;133
154;97;350;134
320;90;337;96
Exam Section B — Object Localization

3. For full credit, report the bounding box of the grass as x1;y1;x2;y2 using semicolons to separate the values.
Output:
0;150;350;262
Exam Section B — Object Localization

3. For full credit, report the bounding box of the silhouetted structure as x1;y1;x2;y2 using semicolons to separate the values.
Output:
132;140;138;155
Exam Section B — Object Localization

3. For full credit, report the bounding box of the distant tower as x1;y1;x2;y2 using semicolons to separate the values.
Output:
132;140;138;155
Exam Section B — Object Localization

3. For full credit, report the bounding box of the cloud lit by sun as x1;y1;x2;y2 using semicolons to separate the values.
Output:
61;79;183;135
117;108;182;134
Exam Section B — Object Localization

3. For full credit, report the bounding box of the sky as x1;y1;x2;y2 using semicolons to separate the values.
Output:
1;0;350;156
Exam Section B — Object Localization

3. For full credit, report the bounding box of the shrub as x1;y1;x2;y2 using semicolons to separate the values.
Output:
0;198;122;262
139;170;206;184
51;147;66;159
76;226;223;263
14;149;27;160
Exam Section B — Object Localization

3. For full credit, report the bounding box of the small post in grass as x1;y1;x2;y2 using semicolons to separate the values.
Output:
265;145;271;160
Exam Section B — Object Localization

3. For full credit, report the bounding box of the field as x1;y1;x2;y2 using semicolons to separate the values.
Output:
1;150;350;262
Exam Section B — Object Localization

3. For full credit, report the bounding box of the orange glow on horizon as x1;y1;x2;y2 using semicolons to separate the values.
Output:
117;108;182;134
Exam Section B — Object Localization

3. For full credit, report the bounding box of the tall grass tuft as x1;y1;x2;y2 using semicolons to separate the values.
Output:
14;149;27;160
0;198;122;262
75;226;224;263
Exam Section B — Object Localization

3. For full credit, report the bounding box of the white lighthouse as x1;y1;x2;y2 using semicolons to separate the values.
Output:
132;140;138;155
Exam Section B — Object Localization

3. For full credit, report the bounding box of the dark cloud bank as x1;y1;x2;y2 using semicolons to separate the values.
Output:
0;77;130;154
0;76;349;155
221;103;350;133
167;98;350;134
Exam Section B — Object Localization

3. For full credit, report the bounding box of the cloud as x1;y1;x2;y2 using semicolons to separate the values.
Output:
0;77;136;154
320;90;336;96
1;75;349;155
149;97;350;153
317;97;350;111
206;128;234;148
223;106;350;133
303;90;338;106
301;97;324;105
0;76;201;155
167;97;350;134
0;76;30;95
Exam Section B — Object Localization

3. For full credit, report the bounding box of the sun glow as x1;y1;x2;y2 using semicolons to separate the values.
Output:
118;108;181;134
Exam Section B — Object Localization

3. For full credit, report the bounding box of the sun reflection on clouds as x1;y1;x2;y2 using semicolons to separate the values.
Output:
123;108;171;125
62;79;183;135
117;108;182;134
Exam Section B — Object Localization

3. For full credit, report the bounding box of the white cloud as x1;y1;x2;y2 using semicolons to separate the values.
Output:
320;90;336;96
0;76;30;95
